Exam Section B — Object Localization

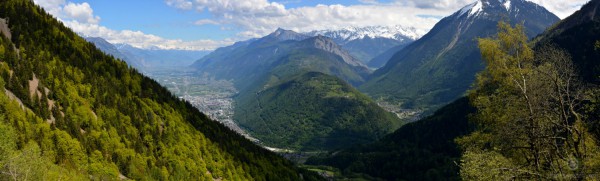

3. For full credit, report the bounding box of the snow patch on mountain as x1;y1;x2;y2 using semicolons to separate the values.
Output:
503;0;511;11
305;25;425;42
470;1;484;16
459;2;477;17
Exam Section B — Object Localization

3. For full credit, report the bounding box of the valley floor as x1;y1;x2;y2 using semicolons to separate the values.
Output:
145;68;259;140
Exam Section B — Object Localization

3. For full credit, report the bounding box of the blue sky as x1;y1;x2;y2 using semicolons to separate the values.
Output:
33;0;588;50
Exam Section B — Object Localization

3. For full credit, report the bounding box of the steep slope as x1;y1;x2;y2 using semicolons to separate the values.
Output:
306;97;475;180
0;1;320;180
306;25;422;65
533;0;600;83
532;0;600;140
361;0;559;111
235;72;402;151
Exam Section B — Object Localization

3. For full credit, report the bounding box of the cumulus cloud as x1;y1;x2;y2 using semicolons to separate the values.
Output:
33;0;232;50
165;0;451;38
527;0;590;18
33;0;64;16
64;20;235;50
62;2;100;24
166;0;588;39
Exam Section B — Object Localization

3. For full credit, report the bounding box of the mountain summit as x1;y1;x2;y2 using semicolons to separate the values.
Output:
265;28;311;42
298;35;365;67
361;0;559;112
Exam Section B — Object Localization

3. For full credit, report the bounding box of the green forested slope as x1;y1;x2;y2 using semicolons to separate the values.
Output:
306;97;474;180
236;72;402;151
0;0;320;180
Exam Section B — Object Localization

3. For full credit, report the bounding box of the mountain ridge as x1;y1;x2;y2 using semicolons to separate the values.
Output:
305;25;422;65
361;0;560;112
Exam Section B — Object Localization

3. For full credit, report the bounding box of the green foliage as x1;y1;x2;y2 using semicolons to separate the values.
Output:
459;151;515;180
306;97;475;180
236;72;401;151
460;22;600;180
0;0;322;180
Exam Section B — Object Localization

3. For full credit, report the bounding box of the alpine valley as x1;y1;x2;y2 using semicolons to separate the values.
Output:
2;0;600;180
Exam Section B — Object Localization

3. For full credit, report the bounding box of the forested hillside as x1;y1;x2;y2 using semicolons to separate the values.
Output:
0;0;321;180
306;97;474;180
230;37;402;151
236;72;401;151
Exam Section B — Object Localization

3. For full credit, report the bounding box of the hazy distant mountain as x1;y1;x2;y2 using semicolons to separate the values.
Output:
115;44;210;68
306;25;423;66
85;37;210;70
367;43;410;68
361;0;559;111
85;37;144;69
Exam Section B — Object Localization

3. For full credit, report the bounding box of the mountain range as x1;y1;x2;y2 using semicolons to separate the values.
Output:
192;28;370;90
192;28;403;151
306;25;423;66
360;0;560;112
86;37;210;71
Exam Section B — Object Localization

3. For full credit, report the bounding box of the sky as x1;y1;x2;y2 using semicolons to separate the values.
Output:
33;0;589;51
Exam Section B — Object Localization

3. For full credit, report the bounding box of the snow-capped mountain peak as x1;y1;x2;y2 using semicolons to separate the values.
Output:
305;25;425;43
458;0;516;18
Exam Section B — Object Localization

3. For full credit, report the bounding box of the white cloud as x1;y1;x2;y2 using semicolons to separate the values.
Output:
33;0;64;16
165;0;452;38
62;2;100;24
64;20;235;50
166;0;588;39
195;19;220;25
33;0;232;50
527;0;590;19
